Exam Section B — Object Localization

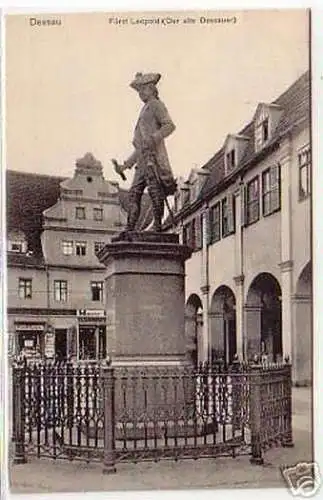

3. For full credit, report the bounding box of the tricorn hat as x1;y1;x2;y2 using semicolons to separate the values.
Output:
130;72;161;90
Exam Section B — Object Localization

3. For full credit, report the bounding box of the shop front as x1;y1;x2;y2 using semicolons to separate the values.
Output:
77;309;107;361
15;322;46;359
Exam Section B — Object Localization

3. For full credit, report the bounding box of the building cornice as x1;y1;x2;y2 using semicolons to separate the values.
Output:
42;226;120;234
8;308;77;316
279;260;293;272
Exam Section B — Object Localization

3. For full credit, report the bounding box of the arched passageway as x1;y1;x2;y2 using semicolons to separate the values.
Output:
245;273;282;362
185;294;203;367
294;262;312;385
210;286;236;365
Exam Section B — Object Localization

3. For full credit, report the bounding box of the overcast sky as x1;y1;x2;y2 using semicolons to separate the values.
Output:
6;9;309;188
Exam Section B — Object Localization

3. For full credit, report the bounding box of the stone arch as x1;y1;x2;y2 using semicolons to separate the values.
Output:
210;286;236;365
245;273;282;362
296;261;311;295
185;294;203;367
294;261;312;385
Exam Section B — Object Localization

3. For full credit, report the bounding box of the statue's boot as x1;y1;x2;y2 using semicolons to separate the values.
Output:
149;186;164;232
124;192;141;232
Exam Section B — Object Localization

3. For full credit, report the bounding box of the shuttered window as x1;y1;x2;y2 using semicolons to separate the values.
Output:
262;164;280;216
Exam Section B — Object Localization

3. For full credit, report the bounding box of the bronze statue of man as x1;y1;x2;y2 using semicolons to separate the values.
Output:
115;72;177;232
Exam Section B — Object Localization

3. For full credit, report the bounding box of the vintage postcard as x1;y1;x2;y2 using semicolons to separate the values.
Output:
3;7;318;500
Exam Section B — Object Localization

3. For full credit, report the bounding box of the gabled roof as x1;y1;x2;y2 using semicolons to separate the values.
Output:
193;70;308;201
163;70;310;229
6;170;152;266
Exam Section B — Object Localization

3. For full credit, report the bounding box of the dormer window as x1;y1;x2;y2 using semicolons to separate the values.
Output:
225;149;236;172
255;117;269;151
8;230;27;253
224;134;249;176
10;242;24;253
254;103;283;153
262;118;269;142
255;115;270;151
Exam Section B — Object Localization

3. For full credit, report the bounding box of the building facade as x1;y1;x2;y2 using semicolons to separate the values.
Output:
6;152;152;362
168;71;311;385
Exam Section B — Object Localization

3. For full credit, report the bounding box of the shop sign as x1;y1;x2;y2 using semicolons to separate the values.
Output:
15;324;45;332
77;309;106;318
45;333;55;358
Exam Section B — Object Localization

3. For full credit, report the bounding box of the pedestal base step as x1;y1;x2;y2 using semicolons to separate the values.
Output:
81;421;223;440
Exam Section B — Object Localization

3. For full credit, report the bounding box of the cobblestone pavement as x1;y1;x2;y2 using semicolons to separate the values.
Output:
7;388;313;494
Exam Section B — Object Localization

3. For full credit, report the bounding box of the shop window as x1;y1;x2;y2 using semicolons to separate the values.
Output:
75;207;86;219
262;164;281;216
75;241;87;256
246;177;260;225
54;280;68;302
298;145;311;200
18;332;38;355
62;240;73;255
18;278;32;299
79;326;106;360
93;208;103;221
91;281;103;301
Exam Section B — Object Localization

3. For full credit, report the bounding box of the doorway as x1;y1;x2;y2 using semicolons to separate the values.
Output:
55;329;67;361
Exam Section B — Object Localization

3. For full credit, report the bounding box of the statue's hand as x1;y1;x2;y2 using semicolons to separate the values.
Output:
111;159;127;181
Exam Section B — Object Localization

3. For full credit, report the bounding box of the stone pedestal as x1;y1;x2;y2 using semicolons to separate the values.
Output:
97;232;194;429
98;231;192;366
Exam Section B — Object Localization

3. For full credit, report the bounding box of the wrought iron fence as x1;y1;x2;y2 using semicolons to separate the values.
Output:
11;357;293;472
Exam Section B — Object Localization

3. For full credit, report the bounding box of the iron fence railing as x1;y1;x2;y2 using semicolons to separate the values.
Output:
11;357;293;471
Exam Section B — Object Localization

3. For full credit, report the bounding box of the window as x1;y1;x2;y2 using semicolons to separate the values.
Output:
9;241;24;253
75;242;87;256
94;242;105;254
298;146;311;200
182;225;188;245
54;280;67;302
62;240;73;255
75;207;86;219
18;278;32;299
255;117;270;151
191;219;196;249
91;281;103;302
209;203;221;243
262;118;269;142
246;177;260;224
262;165;280;216
93;208;103;221
226;149;236;172
222;195;235;237
195;214;203;250
183;220;196;249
